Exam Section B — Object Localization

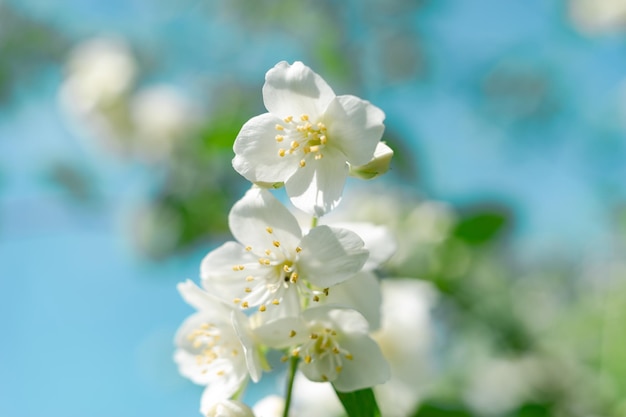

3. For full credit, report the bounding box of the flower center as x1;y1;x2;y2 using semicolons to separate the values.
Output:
231;227;330;312
187;322;239;377
275;114;328;167
291;325;353;382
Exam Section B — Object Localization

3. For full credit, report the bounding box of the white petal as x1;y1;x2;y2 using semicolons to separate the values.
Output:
333;335;390;392
256;285;302;322
253;396;286;417
324;95;385;166
263;61;336;120
229;187;302;253
200;241;270;304
205;400;255;417
200;373;248;415
297;225;368;288
231;311;263;383
329;222;397;270
253;316;308;349
174;312;238;384
233;113;299;183
285;147;349;216
177;279;232;313
324;271;382;331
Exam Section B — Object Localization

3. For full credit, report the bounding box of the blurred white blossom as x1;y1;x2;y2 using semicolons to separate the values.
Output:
206;399;255;417
373;279;437;417
569;0;626;34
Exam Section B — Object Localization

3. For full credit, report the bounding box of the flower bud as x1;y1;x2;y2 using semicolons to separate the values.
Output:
348;142;393;180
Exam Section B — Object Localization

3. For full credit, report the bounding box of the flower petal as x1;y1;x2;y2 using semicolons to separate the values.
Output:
199;372;247;415
285;147;348;216
174;311;239;385
231;311;263;383
263;61;336;120
329;222;397;270
200;241;269;304
177;279;232;313
205;400;255;417
324;95;385;166
324;271;382;331
333;335;390;392
253;316;308;349
297;225;368;288
233;113;300;183
229;187;302;254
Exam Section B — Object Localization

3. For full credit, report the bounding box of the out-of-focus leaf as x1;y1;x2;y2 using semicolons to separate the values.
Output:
511;403;552;417
413;402;475;417
334;388;381;417
43;161;98;204
0;3;69;105
453;207;511;246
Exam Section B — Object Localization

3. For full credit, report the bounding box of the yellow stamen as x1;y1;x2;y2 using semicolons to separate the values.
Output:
275;135;284;142
275;124;284;131
278;148;286;157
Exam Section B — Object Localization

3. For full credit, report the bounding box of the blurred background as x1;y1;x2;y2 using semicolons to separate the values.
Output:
1;0;626;416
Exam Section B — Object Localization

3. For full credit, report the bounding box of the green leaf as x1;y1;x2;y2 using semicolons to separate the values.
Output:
413;402;475;417
334;387;381;417
453;206;511;246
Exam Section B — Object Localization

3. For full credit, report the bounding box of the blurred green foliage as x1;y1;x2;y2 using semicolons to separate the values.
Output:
0;3;69;104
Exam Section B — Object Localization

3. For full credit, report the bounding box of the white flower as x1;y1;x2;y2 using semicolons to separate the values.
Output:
174;280;263;415
201;187;369;317
372;279;437;417
205;399;255;417
233;61;386;216
255;305;390;392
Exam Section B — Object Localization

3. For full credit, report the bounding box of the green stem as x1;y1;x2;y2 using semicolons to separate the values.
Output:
311;216;318;228
282;356;299;417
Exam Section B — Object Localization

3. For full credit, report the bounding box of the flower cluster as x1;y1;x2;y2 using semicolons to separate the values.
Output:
174;61;395;416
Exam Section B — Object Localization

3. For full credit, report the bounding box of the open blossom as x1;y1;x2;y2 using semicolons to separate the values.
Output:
255;305;390;392
174;280;263;415
233;61;386;216
201;187;369;317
